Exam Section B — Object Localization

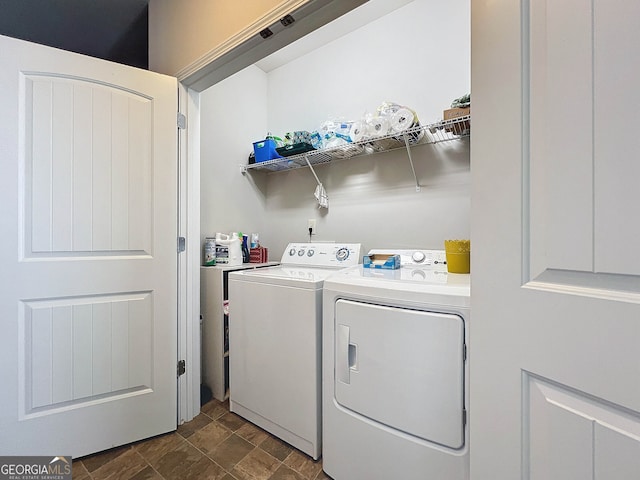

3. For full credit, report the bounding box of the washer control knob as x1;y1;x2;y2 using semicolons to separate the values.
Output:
412;251;426;263
298;249;305;256
307;249;315;257
289;248;296;256
336;247;349;262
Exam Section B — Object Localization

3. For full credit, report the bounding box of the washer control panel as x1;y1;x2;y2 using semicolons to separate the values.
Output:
282;243;362;267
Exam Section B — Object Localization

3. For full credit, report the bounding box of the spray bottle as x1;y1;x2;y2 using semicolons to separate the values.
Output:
240;233;250;263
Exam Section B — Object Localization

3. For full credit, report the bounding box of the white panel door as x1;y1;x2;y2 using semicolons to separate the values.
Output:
0;35;178;457
471;1;640;478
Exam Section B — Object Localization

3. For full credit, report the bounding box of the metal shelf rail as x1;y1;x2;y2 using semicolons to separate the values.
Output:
240;114;470;192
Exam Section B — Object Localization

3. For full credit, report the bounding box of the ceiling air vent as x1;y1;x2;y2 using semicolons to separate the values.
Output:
259;27;273;39
280;14;295;27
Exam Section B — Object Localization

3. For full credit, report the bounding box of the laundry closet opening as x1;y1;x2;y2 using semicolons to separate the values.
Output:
198;0;470;407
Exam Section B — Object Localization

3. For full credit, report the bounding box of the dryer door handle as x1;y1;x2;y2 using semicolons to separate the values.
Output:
337;324;357;385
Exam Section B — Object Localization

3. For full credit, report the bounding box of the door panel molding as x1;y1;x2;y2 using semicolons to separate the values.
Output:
525;270;640;304
524;0;640;293
523;372;640;479
20;292;153;415
525;0;594;282
21;73;153;258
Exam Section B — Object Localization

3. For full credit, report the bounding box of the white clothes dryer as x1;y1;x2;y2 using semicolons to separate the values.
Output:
322;249;470;480
228;242;361;460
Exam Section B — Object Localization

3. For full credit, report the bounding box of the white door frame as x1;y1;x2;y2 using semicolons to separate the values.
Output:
174;0;372;423
177;84;201;424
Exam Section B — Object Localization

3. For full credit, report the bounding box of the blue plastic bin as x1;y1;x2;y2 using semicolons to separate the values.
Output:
253;139;283;162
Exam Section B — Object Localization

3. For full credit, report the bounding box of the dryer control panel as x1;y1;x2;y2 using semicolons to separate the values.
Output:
368;249;448;269
281;243;362;268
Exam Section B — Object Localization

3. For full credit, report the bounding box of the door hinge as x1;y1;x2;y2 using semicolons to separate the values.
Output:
177;112;187;130
177;360;186;377
178;236;186;253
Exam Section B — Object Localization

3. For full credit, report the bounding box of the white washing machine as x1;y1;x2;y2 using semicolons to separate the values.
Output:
228;242;361;460
322;249;470;480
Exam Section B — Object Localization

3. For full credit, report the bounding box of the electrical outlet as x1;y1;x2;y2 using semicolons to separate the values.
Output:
308;219;316;231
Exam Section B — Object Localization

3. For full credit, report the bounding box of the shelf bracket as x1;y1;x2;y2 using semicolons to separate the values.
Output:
304;155;322;187
304;155;329;209
240;164;248;174
403;134;421;192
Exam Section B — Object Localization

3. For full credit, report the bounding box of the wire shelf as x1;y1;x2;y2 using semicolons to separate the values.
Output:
242;115;470;173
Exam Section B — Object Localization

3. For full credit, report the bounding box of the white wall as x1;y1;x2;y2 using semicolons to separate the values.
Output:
201;0;470;259
266;0;470;130
200;65;270;244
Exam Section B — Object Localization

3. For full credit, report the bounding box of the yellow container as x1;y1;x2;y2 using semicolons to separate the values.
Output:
444;239;470;274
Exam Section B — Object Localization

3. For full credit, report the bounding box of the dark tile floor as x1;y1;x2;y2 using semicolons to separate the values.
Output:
73;399;330;480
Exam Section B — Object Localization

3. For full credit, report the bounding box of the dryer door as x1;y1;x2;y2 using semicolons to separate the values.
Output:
334;299;465;449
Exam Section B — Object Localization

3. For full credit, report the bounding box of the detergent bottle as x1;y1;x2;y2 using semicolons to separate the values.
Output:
228;232;243;266
215;232;242;266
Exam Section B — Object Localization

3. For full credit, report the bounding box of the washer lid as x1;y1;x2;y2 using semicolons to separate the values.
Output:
229;265;336;288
